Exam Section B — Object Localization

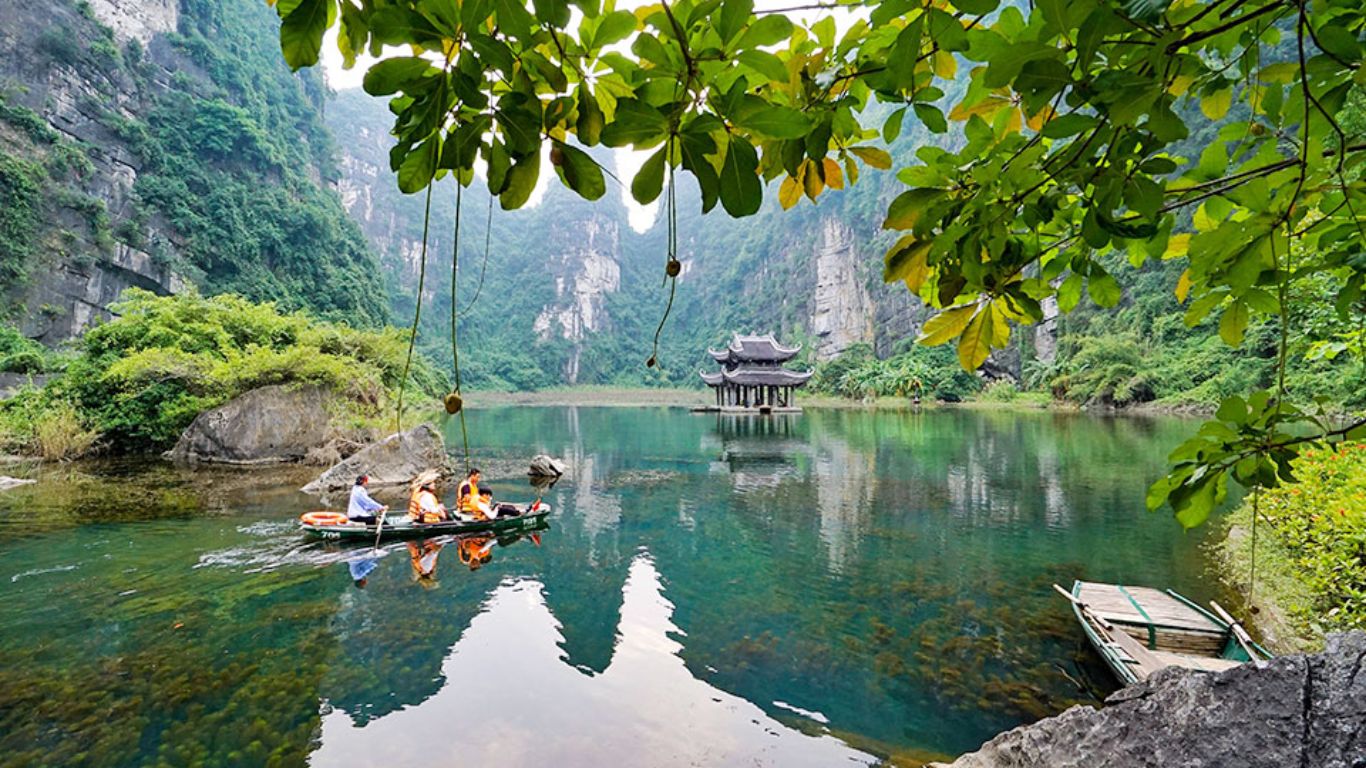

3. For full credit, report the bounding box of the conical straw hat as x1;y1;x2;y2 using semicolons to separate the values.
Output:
409;469;443;494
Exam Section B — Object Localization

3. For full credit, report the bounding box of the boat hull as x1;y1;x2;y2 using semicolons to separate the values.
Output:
302;506;552;541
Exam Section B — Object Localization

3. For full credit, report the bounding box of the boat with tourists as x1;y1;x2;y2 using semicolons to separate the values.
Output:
300;502;552;541
1056;580;1271;686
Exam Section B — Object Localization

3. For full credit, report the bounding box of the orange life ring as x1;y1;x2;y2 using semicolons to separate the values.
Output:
301;511;348;526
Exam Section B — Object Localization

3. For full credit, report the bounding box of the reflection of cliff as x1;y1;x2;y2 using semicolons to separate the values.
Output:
811;433;877;574
312;556;874;767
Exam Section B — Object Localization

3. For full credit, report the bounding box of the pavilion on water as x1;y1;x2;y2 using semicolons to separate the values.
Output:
699;334;813;412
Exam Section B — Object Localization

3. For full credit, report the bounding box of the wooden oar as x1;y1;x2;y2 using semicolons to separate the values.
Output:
372;506;388;552
1209;600;1262;662
1054;584;1165;678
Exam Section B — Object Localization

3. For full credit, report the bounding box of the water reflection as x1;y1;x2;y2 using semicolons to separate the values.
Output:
314;556;875;767
0;408;1214;766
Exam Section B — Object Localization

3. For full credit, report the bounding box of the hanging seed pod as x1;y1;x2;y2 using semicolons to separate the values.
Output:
665;259;681;277
444;392;464;414
549;146;565;166
646;355;657;368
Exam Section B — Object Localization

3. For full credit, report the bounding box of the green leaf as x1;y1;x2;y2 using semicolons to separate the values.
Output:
500;151;542;210
279;0;334;70
951;0;999;13
719;0;753;43
883;188;943;230
849;146;892;170
362;57;434;97
883;236;931;291
554;143;606;201
1056;273;1083;312
593;10;638;48
1218;301;1249;346
1087;271;1121;307
631;146;667;205
1040;113;1096;138
1145;475;1173;511
718;137;762;216
737;51;790;84
1200;88;1232;120
883;108;907;143
918;304;977;346
957;304;998;370
600;100;669;148
730;101;811;140
397;136;439;194
576;84;604;146
1215;395;1247;425
913;104;948;134
1314;24;1362;63
735;14;792;50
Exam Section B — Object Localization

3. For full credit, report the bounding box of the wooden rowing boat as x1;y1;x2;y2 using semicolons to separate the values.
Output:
1057;580;1271;686
301;504;552;541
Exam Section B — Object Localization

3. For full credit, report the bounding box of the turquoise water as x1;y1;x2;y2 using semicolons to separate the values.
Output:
0;407;1218;766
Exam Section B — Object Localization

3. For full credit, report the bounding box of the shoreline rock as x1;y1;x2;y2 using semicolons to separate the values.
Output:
166;385;334;466
301;423;450;495
933;631;1365;767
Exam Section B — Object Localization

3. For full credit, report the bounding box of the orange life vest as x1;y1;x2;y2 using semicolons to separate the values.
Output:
408;489;443;523
458;478;480;513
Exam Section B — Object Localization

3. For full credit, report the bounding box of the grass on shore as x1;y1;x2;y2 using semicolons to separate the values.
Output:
1217;441;1366;653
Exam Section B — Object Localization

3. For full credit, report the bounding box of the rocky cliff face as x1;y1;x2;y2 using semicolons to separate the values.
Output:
809;218;875;361
532;215;621;383
937;631;1366;768
0;0;184;343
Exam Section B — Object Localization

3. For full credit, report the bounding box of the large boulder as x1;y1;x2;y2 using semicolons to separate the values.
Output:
935;631;1366;768
166;385;333;465
302;423;450;495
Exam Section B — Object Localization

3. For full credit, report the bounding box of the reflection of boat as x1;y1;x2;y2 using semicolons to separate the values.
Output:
1060;580;1271;686
302;505;552;541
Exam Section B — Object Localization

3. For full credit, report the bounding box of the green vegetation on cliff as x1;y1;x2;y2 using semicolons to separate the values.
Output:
0;290;440;455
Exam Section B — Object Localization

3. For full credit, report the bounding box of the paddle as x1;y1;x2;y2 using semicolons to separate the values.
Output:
1054;584;1164;675
1209;600;1263;663
372;506;388;552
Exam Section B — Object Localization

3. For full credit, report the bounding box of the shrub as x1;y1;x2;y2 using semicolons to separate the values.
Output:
1222;442;1366;645
33;402;97;460
63;289;442;451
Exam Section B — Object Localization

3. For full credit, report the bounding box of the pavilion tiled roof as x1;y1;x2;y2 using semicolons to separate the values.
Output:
699;365;813;387
706;334;801;365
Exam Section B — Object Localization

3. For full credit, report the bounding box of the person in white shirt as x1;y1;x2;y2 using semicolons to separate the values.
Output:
347;475;387;524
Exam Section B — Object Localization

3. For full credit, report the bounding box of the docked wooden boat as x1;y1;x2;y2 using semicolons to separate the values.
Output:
300;503;551;541
1057;580;1271;686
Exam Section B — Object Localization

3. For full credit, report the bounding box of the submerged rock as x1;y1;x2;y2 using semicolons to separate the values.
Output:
529;454;566;477
302;424;450;495
166;385;333;465
935;631;1366;768
0;476;35;490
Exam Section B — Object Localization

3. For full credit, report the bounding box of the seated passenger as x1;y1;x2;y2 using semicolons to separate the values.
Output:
456;468;488;521
407;478;447;524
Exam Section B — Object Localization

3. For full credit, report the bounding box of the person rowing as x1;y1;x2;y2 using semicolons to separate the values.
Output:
347;474;387;525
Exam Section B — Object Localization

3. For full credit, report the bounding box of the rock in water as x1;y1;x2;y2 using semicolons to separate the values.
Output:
529;454;566;477
166;385;332;465
934;631;1366;768
302;424;450;494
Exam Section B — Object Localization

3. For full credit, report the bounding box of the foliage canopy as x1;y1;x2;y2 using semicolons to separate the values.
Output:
272;0;1366;528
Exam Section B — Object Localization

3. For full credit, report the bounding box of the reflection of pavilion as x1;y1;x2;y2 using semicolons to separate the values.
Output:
313;556;874;767
699;334;813;412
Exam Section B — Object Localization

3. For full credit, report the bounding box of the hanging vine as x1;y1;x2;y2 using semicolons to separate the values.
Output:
447;183;472;474
395;183;433;435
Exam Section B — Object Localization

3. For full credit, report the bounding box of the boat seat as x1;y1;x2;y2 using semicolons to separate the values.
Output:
1149;651;1243;673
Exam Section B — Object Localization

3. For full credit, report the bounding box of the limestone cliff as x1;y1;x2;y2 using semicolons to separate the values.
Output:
532;215;622;383
0;0;183;343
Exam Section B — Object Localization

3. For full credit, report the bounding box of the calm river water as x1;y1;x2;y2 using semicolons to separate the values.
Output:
0;407;1221;766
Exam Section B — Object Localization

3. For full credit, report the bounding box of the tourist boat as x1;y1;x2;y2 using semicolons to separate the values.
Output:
1056;580;1272;686
300;503;552;541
